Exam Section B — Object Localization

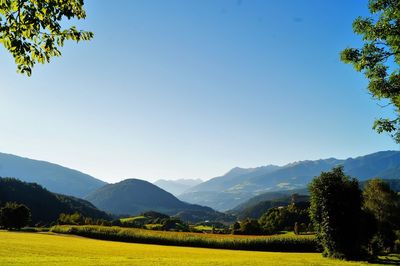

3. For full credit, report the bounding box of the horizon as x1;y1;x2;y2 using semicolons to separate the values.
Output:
0;149;397;183
1;1;399;183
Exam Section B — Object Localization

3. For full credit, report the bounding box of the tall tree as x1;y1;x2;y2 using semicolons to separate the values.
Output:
309;167;363;259
363;178;400;253
341;0;400;143
0;0;93;76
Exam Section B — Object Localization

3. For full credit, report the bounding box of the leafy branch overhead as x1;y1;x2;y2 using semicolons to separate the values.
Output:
340;0;400;143
0;0;93;76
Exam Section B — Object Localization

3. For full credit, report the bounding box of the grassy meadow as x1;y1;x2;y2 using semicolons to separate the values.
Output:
51;225;317;252
0;231;380;266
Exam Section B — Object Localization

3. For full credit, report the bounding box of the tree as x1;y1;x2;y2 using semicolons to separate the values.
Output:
363;178;400;253
237;219;262;235
309;167;364;259
341;0;400;143
0;202;31;229
0;0;93;76
258;200;310;234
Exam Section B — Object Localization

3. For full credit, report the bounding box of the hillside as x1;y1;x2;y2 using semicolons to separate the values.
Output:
153;178;203;196
0;152;106;197
85;178;234;223
231;178;400;220
179;151;400;211
0;178;111;225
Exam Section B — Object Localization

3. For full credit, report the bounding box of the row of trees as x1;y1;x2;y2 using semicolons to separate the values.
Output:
309;167;400;259
231;198;311;235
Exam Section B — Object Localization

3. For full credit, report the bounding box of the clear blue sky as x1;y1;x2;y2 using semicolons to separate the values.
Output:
0;0;398;183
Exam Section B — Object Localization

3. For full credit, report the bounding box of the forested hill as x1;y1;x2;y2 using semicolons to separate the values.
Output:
0;178;111;225
0;152;106;197
85;178;235;223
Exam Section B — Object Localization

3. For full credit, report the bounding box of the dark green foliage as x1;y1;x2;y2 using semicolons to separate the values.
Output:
0;177;110;225
341;0;400;143
363;178;400;254
120;212;189;232
141;211;169;220
58;212;84;225
0;0;93;75
231;222;240;234
51;225;318;252
0;152;106;197
309;167;364;259
259;200;310;234
234;194;310;220
234;219;263;235
0;202;31;229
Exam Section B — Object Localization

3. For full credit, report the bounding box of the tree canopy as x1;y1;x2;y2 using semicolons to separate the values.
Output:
0;0;93;76
0;202;31;229
341;0;400;143
309;167;364;259
363;178;400;253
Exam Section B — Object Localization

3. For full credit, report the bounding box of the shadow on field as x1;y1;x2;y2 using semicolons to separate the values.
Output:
371;254;400;265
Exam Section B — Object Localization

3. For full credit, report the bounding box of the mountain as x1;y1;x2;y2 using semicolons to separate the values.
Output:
0;152;106;197
85;178;235;223
231;188;309;214
179;151;400;211
231;194;310;220
153;178;203;196
230;178;400;220
0;178;111;225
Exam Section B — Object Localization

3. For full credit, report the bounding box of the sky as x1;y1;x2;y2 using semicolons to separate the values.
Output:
0;0;399;183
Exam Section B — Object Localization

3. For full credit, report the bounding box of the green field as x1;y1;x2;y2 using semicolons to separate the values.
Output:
0;231;381;265
51;225;317;252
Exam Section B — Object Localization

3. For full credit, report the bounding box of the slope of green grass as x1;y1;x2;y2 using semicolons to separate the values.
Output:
0;231;378;266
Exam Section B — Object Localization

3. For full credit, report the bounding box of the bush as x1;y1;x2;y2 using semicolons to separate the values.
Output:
0;202;31;230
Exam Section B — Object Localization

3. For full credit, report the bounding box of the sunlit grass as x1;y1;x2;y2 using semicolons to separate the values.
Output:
0;231;378;266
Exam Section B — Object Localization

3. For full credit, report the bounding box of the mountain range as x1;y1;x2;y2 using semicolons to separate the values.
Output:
1;150;399;221
179;151;400;211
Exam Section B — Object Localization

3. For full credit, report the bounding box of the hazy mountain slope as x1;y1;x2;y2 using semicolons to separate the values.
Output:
179;151;400;211
0;152;106;197
85;178;234;223
153;178;203;196
0;178;110;225
185;165;280;193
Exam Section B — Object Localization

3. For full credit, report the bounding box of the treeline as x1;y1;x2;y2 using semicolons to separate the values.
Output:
231;196;310;236
0;178;110;226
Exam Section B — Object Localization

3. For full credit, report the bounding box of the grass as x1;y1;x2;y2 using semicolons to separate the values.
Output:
119;216;146;222
51;225;317;252
0;231;380;266
192;225;214;231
